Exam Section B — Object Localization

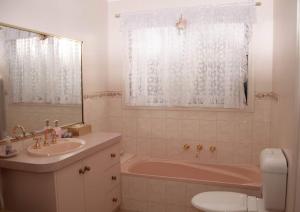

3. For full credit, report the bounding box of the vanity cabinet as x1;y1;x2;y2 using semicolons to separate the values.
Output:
55;143;121;212
2;143;121;212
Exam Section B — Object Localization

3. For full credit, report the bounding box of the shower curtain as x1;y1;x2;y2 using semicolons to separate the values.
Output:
0;77;5;140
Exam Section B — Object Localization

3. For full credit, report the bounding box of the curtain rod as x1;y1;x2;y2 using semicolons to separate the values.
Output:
114;2;262;18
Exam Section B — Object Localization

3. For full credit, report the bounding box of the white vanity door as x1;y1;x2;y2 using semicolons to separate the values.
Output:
54;143;121;212
55;160;86;212
83;143;120;212
83;151;106;212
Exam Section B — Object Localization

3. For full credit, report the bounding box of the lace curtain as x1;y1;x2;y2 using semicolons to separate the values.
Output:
121;1;256;108
4;28;81;105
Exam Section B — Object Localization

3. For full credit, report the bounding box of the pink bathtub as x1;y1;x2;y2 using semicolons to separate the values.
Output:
122;156;261;192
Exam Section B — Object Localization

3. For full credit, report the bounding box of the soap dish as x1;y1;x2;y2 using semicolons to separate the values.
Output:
0;150;18;158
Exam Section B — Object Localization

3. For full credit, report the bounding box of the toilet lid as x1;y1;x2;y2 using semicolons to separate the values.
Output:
191;191;248;212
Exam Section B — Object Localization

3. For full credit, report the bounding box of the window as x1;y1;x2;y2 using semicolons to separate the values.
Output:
121;1;255;109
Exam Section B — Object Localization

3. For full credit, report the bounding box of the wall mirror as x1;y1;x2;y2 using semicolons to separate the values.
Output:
0;23;83;139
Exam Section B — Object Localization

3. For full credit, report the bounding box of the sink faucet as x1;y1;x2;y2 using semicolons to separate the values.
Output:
31;132;42;149
12;125;26;140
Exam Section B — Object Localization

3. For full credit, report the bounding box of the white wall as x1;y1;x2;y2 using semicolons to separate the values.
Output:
272;0;300;211
0;0;109;131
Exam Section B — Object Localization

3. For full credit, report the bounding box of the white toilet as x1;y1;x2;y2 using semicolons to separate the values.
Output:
191;148;288;212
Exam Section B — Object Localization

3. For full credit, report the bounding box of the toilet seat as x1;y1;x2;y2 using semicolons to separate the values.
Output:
191;191;261;212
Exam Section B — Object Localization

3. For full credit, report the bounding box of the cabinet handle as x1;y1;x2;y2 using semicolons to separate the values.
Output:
84;166;91;172
112;197;118;203
79;168;85;175
111;176;117;181
110;153;116;158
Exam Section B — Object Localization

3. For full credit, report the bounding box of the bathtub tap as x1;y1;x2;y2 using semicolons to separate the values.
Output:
196;144;203;151
183;144;190;150
209;146;217;153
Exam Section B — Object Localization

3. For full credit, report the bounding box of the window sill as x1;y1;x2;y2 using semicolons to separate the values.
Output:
121;104;254;113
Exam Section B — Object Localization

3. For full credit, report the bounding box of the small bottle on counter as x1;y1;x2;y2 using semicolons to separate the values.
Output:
4;137;17;156
54;120;62;139
44;119;50;130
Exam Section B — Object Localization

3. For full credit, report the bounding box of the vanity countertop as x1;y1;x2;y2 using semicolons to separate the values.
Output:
0;132;121;173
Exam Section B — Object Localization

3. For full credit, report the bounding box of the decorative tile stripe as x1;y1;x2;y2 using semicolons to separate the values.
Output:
83;91;122;100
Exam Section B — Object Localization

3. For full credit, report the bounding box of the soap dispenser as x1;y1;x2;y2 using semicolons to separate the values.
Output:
0;137;17;158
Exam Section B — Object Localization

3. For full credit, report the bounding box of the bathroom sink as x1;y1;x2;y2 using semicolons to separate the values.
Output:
27;138;86;157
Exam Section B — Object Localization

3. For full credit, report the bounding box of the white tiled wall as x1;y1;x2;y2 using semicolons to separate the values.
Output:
84;97;108;132
120;175;261;212
107;97;272;165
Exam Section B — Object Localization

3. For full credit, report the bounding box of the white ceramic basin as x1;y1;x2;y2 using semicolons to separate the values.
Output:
27;138;86;157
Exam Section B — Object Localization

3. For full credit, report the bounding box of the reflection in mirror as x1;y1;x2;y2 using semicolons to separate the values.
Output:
0;24;83;139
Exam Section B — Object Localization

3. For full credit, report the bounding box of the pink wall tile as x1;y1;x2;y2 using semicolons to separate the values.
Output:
107;98;272;166
254;99;271;122
150;110;166;119
151;119;165;139
165;204;187;212
137;119;152;138
164;119;181;140
122;118;137;137
198;112;217;121
121;198;148;212
253;121;271;145
217;121;238;143
150;139;168;159
217;142;235;164
233;142;252;164
147;179;166;203
237;118;253;143
147;202;165;212
180;120;199;140
165;181;187;205
199;121;217;142
122;137;137;154
127;177;148;201
165;111;183;119
136;138;151;156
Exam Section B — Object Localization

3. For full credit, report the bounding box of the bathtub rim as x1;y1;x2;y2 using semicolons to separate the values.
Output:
121;155;262;191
